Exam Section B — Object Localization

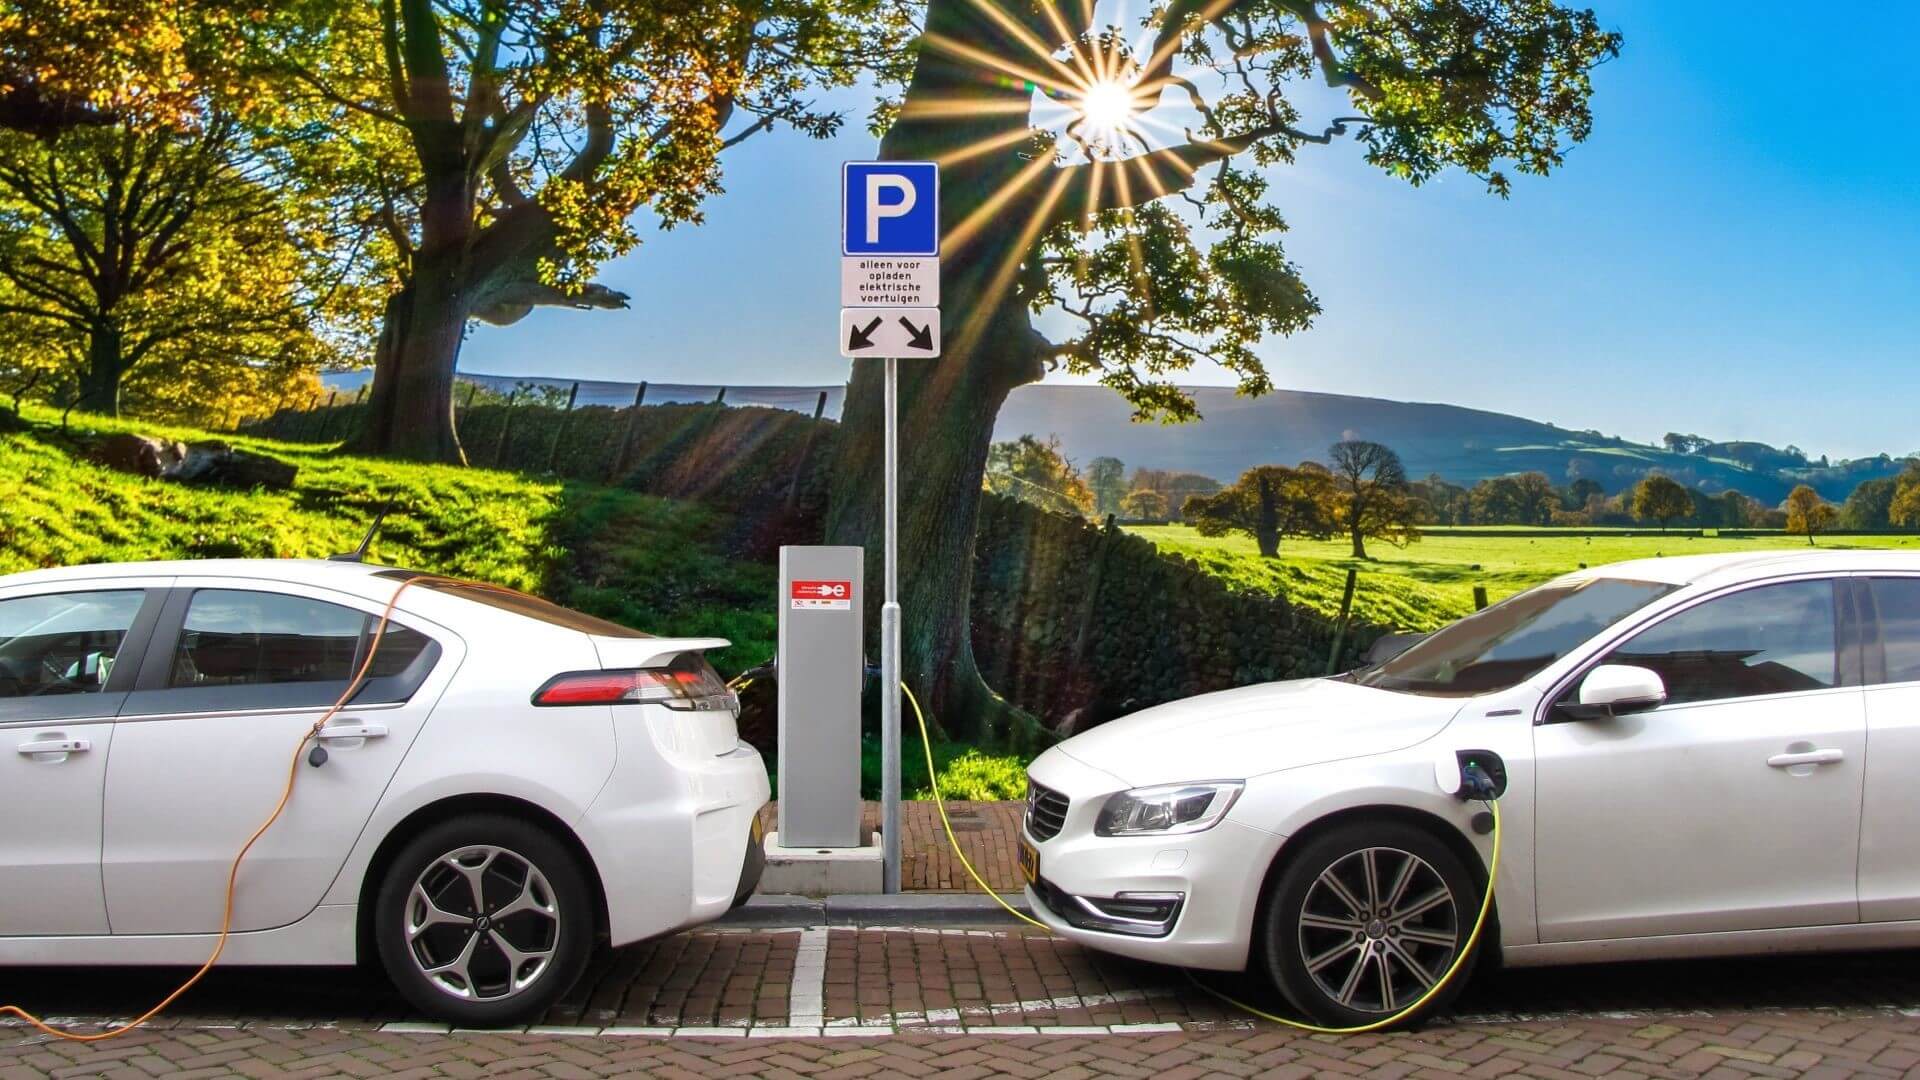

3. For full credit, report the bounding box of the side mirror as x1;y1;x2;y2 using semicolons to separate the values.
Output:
1558;664;1667;721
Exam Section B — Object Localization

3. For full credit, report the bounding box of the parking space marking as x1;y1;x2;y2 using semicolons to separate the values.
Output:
789;926;828;1027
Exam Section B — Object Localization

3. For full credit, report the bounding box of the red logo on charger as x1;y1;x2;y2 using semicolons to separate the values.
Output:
790;580;853;610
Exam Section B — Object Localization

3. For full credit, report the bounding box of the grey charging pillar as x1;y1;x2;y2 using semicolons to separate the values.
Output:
776;546;864;847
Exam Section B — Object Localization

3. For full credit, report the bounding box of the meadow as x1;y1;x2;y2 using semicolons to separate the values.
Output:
1131;524;1920;632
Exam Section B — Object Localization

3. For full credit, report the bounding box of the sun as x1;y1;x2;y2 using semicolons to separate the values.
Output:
1076;78;1140;139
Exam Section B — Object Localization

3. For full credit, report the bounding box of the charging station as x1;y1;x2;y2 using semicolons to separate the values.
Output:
775;546;864;846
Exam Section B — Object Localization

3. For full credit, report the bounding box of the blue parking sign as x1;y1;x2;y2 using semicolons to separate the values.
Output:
842;162;939;256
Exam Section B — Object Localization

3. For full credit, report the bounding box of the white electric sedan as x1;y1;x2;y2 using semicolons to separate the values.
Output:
0;559;768;1026
1023;549;1920;1027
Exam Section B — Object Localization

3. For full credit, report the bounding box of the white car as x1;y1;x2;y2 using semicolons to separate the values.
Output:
1023;549;1920;1026
0;559;769;1026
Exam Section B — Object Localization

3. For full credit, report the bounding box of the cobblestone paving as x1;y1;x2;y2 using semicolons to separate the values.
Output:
9;927;1920;1077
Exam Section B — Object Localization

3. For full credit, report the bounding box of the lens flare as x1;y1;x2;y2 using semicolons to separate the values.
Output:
1077;78;1139;139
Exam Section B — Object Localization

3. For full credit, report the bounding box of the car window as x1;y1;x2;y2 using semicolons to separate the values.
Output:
1604;580;1837;706
0;590;145;698
1869;578;1920;685
1353;577;1677;697
170;589;429;689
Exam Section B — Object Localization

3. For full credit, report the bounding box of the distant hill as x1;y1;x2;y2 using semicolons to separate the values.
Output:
993;385;1903;504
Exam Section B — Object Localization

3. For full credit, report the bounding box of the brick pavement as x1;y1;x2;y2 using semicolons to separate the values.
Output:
755;802;1026;893
9;926;1920;1077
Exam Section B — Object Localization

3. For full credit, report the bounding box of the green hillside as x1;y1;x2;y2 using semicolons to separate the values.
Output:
1132;524;1920;632
0;405;775;674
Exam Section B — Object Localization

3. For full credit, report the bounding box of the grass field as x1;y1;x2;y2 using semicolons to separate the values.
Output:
0;404;775;673
1132;524;1920;632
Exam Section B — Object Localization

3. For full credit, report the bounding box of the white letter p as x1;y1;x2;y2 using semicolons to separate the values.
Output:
865;175;916;244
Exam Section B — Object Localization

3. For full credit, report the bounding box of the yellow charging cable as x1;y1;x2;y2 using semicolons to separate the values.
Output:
902;679;1502;1034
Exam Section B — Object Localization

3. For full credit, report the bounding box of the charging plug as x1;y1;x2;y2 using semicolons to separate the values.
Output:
1460;761;1498;801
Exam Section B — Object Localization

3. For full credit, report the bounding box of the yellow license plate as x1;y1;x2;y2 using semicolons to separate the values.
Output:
1017;838;1039;886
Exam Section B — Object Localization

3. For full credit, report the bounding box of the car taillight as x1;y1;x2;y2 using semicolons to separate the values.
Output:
532;656;737;712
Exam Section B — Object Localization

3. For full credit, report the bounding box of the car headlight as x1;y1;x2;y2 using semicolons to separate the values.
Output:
1094;782;1244;837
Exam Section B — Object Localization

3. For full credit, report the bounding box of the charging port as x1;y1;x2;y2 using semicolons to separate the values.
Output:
1454;749;1507;801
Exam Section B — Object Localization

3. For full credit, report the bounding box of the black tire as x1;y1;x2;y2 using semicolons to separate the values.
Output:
373;813;594;1027
1259;819;1486;1029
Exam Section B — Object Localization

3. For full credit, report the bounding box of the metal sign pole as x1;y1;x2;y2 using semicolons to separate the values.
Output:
881;356;902;893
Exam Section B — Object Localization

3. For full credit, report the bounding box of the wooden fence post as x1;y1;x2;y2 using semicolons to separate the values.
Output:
1473;585;1490;611
608;382;649;481
784;389;831;512
315;391;341;441
545;381;580;473
491;389;519;467
1325;567;1360;675
354;384;369;405
712;386;727;406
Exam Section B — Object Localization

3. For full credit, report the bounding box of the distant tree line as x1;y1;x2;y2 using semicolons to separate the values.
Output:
988;434;1920;556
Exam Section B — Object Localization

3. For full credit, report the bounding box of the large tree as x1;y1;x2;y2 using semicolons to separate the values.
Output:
1630;473;1690;532
1184;463;1338;557
826;0;1619;740
1328;439;1419;558
1784;484;1836;547
0;116;354;419
246;0;913;461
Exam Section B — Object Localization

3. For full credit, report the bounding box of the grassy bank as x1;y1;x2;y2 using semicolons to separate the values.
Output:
0;405;774;673
1132;524;1920;632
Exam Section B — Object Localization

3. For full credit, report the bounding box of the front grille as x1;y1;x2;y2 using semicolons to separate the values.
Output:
1025;780;1070;841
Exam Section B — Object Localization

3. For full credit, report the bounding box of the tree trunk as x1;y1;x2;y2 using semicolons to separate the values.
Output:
76;322;126;416
825;0;1059;746
348;257;468;462
1255;475;1279;558
1350;521;1368;559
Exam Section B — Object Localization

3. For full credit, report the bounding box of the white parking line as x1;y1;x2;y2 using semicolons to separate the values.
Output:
789;927;828;1027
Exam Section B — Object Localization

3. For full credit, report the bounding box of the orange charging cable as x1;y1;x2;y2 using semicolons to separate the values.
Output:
0;571;535;1041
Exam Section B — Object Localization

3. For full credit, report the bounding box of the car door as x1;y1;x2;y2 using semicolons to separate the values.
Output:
1532;577;1865;943
102;578;456;934
0;582;166;936
1857;575;1920;922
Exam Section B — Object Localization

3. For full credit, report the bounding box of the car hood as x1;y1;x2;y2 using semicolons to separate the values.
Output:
1053;677;1464;788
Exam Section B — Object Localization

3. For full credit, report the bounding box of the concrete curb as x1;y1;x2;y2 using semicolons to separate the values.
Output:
716;893;1035;928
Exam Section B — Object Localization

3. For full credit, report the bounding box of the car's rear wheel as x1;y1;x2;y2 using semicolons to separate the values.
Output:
1260;820;1483;1029
373;814;593;1027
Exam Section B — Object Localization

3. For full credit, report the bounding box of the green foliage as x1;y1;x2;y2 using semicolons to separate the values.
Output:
1184;463;1339;557
983;434;1093;517
1120;488;1168;520
0;403;774;673
1086;456;1127;518
1784;484;1838;546
1632;474;1693;530
0;116;364;423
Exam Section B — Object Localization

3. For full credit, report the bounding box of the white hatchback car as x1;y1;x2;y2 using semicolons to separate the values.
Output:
0;559;769;1026
1023;549;1920;1026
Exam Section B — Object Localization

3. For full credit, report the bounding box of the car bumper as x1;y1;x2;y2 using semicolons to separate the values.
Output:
1022;752;1285;971
583;734;771;946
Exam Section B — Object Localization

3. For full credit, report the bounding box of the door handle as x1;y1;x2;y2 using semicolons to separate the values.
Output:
1768;748;1844;768
17;738;90;755
314;722;388;741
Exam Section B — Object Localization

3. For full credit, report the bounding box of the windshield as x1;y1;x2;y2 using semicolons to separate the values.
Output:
1353;577;1679;697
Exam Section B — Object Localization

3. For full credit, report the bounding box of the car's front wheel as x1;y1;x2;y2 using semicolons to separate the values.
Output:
1259;820;1484;1029
373;814;594;1027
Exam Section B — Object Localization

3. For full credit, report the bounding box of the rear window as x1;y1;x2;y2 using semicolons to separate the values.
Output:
374;571;651;638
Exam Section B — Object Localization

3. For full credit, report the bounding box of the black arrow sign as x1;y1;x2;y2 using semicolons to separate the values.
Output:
898;316;934;351
847;316;883;351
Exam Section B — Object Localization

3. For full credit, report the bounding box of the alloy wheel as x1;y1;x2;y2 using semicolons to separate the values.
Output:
1297;845;1460;1014
405;844;560;1003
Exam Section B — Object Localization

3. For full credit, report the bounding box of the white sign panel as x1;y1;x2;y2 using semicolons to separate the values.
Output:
839;307;941;358
841;256;938;307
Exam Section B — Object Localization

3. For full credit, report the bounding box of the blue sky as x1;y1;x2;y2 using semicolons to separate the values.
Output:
459;0;1920;460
